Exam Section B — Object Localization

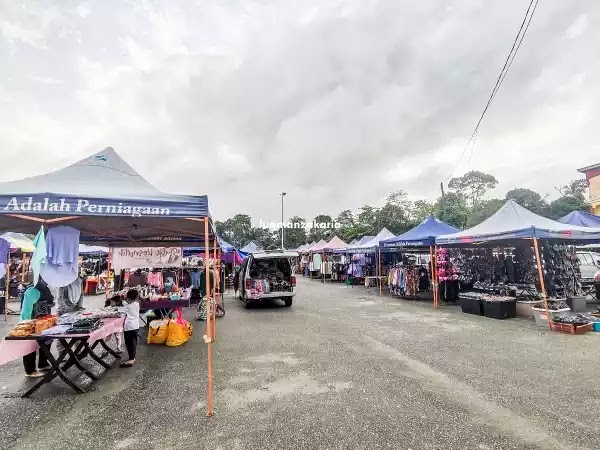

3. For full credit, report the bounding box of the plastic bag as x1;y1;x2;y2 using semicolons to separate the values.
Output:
147;319;170;345
166;309;192;347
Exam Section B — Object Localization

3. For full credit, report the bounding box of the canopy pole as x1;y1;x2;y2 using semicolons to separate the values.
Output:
433;245;439;308
429;246;434;308
212;239;218;342
21;254;28;284
532;238;551;330
106;248;111;300
322;251;325;283
4;251;9;322
204;218;214;417
378;247;382;296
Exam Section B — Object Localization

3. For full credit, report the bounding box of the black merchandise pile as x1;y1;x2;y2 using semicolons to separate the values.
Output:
541;244;582;298
66;318;102;334
553;314;591;326
443;243;583;300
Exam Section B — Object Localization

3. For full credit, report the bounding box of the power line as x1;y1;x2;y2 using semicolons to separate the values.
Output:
446;0;540;181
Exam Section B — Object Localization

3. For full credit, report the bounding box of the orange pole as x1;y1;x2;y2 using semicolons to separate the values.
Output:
4;255;9;322
204;218;213;416
533;238;551;330
212;239;217;341
106;248;111;300
378;247;382;296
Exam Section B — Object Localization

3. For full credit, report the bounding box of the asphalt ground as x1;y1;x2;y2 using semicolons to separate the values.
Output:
1;278;599;450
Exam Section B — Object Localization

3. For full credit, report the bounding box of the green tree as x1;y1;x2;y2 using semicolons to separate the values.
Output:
559;179;588;201
467;198;504;227
410;200;435;222
435;192;469;229
283;216;307;249
336;209;355;228
376;191;411;234
505;188;548;215
357;205;379;232
547;196;590;220
308;214;335;242
448;170;498;208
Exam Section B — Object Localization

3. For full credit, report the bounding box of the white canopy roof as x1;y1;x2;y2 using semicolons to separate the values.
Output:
436;200;600;244
348;228;395;253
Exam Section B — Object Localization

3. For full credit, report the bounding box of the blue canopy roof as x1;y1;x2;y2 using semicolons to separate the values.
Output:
380;215;459;248
558;211;600;228
0;148;214;246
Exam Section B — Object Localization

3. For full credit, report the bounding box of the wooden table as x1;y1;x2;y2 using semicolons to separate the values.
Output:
4;318;124;397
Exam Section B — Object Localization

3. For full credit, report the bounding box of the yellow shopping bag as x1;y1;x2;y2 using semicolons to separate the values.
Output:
147;319;170;345
166;309;193;347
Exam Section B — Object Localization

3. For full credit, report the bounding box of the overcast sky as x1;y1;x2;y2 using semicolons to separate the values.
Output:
0;1;598;224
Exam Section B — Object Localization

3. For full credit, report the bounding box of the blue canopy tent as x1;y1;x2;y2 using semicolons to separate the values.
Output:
436;200;600;320
436;201;600;245
558;211;600;228
381;216;459;249
0;148;216;246
0;147;219;415
378;216;458;305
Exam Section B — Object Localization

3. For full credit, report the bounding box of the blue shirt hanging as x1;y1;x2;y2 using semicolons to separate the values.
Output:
40;226;80;287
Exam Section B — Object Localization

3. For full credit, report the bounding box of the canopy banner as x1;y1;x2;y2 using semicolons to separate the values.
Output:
0;194;208;218
112;247;183;270
380;240;428;248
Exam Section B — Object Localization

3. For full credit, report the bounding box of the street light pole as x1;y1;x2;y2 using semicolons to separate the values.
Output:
280;192;286;249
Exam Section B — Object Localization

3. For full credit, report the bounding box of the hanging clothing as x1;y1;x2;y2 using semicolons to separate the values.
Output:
40;226;80;287
191;271;201;289
57;277;83;315
146;271;163;288
31;226;47;286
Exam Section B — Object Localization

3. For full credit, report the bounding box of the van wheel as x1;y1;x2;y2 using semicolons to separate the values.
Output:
244;300;252;309
284;298;293;307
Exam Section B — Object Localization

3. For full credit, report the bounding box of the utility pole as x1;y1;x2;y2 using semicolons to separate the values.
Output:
279;192;286;249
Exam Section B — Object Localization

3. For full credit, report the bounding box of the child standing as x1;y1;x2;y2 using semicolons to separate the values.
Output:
118;289;140;368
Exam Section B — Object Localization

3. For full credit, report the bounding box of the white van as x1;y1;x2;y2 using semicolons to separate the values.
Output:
237;251;297;308
577;251;600;282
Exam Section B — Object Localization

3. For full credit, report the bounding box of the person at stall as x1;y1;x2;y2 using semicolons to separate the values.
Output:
21;281;52;377
118;289;140;368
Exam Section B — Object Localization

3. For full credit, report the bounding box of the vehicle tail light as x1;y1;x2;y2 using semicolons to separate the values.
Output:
291;276;296;287
245;279;251;289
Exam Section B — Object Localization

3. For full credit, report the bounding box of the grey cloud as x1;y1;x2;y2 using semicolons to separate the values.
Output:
0;0;598;224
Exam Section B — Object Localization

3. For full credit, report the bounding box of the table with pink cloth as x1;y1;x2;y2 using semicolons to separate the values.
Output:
1;317;124;397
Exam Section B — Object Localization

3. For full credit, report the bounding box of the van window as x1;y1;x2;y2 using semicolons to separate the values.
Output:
249;257;291;281
578;253;593;265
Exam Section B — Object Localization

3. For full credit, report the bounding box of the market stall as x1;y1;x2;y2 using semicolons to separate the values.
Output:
436;200;600;330
347;229;395;288
380;216;459;306
318;236;348;282
307;239;327;278
0;148;219;414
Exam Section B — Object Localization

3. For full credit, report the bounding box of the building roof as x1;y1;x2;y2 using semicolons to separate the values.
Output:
578;163;600;173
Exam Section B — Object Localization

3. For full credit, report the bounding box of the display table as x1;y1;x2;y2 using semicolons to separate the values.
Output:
364;276;386;288
138;299;191;325
3;318;124;397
